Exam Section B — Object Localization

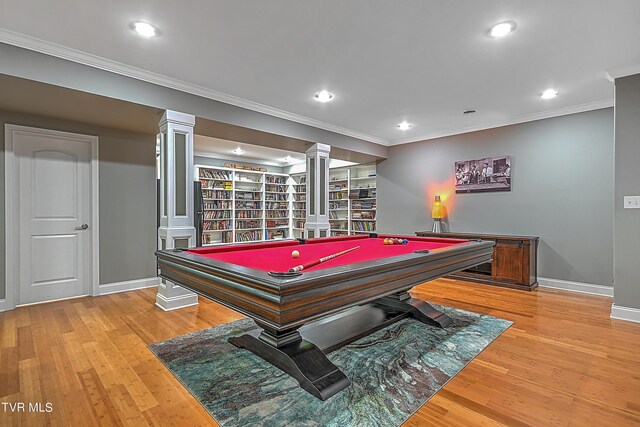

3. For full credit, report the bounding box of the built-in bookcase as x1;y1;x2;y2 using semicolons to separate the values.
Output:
197;166;291;245
265;173;292;240
348;164;377;234
291;172;307;239
199;168;233;245
329;168;350;236
196;163;376;244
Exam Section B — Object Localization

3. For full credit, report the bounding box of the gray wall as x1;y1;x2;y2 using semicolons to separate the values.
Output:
378;108;614;286
0;110;157;299
614;74;640;308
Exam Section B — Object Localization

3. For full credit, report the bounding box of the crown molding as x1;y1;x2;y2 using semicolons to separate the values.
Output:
606;63;640;80
0;29;389;146
0;29;622;149
390;98;614;146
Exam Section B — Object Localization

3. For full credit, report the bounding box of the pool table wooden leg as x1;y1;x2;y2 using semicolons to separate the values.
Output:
375;292;454;328
228;326;351;401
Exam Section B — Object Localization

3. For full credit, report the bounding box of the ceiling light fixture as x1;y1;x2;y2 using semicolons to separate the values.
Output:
131;21;158;38
488;21;516;38
314;90;334;103
397;121;412;131
233;147;245;155
540;89;558;99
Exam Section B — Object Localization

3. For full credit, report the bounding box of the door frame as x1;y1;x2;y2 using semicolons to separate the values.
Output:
4;124;100;311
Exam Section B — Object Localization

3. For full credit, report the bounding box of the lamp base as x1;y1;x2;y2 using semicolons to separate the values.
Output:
431;219;447;233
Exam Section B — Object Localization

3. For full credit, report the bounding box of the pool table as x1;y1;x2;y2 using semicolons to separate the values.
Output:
155;234;494;400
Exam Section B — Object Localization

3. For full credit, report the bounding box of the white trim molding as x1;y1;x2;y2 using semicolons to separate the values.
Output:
538;277;614;297
99;277;159;296
611;304;640;324
0;299;7;312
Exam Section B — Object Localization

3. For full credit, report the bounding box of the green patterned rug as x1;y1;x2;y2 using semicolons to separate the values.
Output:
149;305;511;427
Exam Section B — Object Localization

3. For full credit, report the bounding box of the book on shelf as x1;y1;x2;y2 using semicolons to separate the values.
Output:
349;189;376;199
351;221;376;232
235;210;262;219
200;169;231;180
265;175;287;184
236;230;261;242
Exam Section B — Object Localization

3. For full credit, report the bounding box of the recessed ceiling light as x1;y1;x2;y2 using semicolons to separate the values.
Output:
397;121;412;131
131;21;158;38
233;147;245;155
488;21;516;38
540;89;558;99
314;90;334;103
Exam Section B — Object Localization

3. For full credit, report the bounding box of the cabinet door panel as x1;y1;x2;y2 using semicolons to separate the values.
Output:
492;240;524;283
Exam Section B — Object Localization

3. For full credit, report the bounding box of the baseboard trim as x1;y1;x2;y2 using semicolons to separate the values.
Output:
538;277;613;297
155;292;199;311
0;299;6;312
99;277;159;296
611;304;640;324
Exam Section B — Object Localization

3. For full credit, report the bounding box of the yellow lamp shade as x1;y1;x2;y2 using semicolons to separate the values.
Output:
432;195;445;219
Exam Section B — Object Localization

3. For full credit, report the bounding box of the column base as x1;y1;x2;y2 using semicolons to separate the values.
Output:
155;280;199;311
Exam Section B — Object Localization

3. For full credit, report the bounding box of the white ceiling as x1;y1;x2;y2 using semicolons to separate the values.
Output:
195;135;306;167
194;136;358;168
1;1;639;146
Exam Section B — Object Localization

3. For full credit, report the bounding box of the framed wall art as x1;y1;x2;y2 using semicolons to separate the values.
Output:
455;156;511;193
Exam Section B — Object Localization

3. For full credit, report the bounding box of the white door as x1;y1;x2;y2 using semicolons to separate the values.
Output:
13;128;93;304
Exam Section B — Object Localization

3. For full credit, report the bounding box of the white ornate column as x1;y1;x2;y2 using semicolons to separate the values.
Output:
156;110;199;310
304;143;331;238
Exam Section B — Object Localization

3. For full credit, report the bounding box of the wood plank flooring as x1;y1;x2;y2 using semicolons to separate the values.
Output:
1;279;639;426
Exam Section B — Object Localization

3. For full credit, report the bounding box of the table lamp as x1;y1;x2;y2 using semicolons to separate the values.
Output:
431;195;446;233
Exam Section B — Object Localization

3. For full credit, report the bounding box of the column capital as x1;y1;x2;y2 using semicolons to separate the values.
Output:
160;110;196;127
306;143;331;155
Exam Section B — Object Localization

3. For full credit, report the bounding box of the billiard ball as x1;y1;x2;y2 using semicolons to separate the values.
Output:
292;250;300;258
403;239;409;245
383;238;390;245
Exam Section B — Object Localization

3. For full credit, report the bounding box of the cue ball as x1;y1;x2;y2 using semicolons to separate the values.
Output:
291;250;300;258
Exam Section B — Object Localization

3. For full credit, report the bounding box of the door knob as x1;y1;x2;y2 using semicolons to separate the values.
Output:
75;224;89;231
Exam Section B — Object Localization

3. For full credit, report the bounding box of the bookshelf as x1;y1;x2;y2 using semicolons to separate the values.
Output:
329;168;350;237
265;173;292;240
195;162;376;244
348;164;377;234
198;167;233;245
291;172;307;239
234;170;264;242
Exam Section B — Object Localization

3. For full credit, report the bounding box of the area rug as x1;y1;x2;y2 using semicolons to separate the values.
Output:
149;305;511;427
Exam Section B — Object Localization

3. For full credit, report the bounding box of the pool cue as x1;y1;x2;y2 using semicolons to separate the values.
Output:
289;246;360;273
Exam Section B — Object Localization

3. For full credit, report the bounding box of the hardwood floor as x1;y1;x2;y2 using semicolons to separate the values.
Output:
1;279;639;426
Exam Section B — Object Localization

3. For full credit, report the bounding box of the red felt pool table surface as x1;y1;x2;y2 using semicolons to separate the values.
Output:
187;234;468;273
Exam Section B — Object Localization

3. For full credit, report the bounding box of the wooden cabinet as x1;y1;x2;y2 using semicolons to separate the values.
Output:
415;231;539;291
